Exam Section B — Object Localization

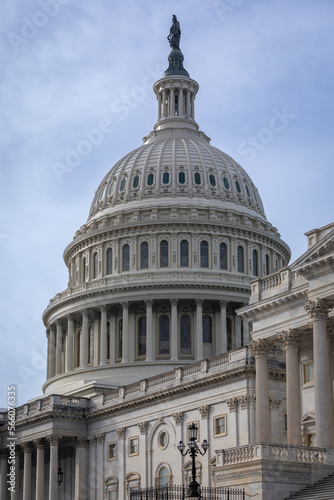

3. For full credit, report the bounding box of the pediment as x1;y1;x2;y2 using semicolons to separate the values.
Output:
291;228;334;275
301;412;315;424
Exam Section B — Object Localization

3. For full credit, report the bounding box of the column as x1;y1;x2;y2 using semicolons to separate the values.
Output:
96;435;105;500
93;313;100;366
109;309;116;364
249;339;273;442
81;310;89;368
46;330;51;379
56;320;63;375
75;438;88;500
220;301;228;353
88;437;97;500
306;299;334;448
145;300;153;362
49;326;56;378
22;443;32;500
66;315;74;372
100;306;108;365
48;435;61;500
170;299;178;361
191;93;195;119
243;317;250;345
235;314;242;348
278;330;302;445
186;90;191;116
158;93;162;119
162;89;167;117
196;299;203;360
0;450;8;500
170;88;175;115
121;302;129;363
34;439;45;500
10;450;19;500
179;88;184;115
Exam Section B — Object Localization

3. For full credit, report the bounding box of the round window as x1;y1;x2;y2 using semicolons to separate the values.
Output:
158;431;169;449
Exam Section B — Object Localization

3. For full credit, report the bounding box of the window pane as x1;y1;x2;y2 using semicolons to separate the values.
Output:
140;242;149;269
179;172;185;184
253;250;258;276
203;315;212;343
159;315;170;354
237;246;244;273
163;172;169;184
235;180;241;193
194;172;201;185
107;248;113;275
133;175;139;188
160;240;169;267
94;252;98;278
138;316;147;356
89;325;94;364
220;243;227;270
209;174;216;186
180;240;189;267
158;467;169;487
118;320;123;359
265;254;270;275
120;178;126;191
200;241;209;268
180;315;191;354
147;173;154;186
223;177;230;189
123;244;130;271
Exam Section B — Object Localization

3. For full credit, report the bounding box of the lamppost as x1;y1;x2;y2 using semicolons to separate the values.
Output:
177;422;209;498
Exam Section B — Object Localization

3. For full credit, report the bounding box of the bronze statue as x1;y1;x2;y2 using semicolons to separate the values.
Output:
167;15;181;50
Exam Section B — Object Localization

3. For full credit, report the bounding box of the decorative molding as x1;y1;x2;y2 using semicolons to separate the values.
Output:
96;433;105;445
215;468;309;482
238;394;250;409
226;397;238;412
269;396;282;409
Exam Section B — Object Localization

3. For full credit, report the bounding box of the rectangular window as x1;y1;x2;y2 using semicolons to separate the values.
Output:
129;437;139;456
214;415;227;436
108;442;117;460
303;362;314;385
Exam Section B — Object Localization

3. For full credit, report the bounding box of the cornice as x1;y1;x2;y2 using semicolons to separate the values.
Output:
242;289;308;321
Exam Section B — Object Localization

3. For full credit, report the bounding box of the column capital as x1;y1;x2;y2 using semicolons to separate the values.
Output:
226;397;238;412
121;301;129;311
74;437;89;448
145;299;153;308
172;412;183;426
249;338;274;357
116;427;125;439
80;308;89;318
305;299;332;319
33;438;45;449
170;298;178;307
46;434;62;446
66;313;74;322
138;421;148;434
277;329;302;350
0;449;8;459
96;433;105;445
195;298;204;307
198;404;209;419
220;300;228;308
56;318;63;327
99;305;107;313
22;442;33;453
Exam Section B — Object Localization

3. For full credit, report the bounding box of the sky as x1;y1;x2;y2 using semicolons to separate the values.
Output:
1;0;334;408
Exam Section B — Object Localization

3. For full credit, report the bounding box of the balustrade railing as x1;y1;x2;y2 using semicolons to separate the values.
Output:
131;485;245;500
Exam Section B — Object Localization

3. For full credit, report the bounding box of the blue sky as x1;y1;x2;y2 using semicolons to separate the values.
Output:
1;0;333;408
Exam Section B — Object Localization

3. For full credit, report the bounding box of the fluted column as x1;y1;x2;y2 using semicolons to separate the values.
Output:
56;320;63;375
49;327;56;378
306;299;334;448
46;329;51;379
186;90;191;116
66;315;74;373
278;330;302;445
170;87;175;115
0;450;8;500
48;435;61;500
179;88;184;115
109;308;116;364
191;93;195;119
171;299;178;361
235;314;242;348
162;89;167;117
121;302;129;363
220;301;228;353
75;438;88;500
81;310;89;368
196;299;204;360
100;306;108;365
249;339;273;442
22;443;32;500
158;93;162;119
34;439;45;500
145;300;153;362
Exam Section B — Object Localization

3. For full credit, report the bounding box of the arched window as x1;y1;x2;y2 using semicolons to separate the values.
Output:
117;319;123;360
93;252;98;279
89;325;94;364
107;248;113;275
160;240;169;267
123;244;130;271
180;240;189;267
157;466;169;487
252;249;258;276
180;314;191;355
265;254;270;276
138;316;147;357
237;246;244;273
140;242;149;269
159;315;170;355
203;315;212;344
220;243;227;270
200;241;209;268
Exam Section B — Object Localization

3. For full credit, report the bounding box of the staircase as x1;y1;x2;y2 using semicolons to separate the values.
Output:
285;473;334;499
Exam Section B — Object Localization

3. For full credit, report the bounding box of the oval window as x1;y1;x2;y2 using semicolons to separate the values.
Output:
194;172;201;185
179;172;185;184
163;172;169;184
120;179;126;191
223;177;230;189
209;174;216;187
159;431;169;449
147;173;154;186
235;180;241;193
133;175;139;188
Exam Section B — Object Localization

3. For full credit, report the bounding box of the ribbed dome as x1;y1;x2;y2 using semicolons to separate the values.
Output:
88;129;265;221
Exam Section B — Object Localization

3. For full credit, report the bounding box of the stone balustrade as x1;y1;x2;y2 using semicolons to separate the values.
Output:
250;268;307;304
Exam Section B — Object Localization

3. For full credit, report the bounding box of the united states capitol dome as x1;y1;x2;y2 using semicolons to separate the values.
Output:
42;19;290;397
